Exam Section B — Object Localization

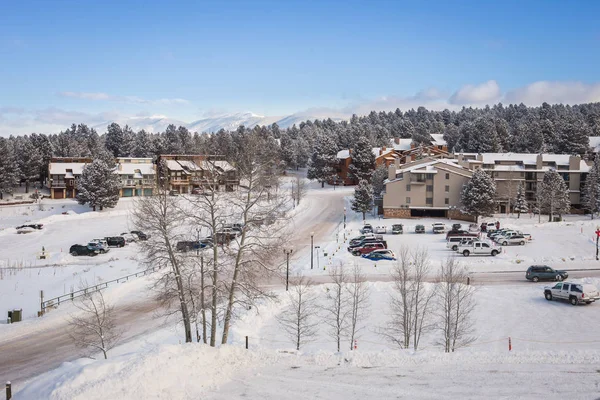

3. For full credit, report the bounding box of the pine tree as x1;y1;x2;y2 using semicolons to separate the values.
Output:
131;130;151;157
0;137;20;199
349;136;376;182
16;136;43;193
443;124;460;152
556;117;591;155
514;181;529;218
539;170;571;221
371;164;388;198
582;160;600;219
77;159;121;211
307;134;338;187
105;123;125;157
351;179;374;221
461;169;496;222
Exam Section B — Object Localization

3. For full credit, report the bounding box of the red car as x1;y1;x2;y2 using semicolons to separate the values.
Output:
351;242;386;256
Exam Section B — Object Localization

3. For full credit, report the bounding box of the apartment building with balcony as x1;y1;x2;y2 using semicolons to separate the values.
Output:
158;155;239;194
383;157;474;220
116;158;156;197
455;153;590;212
48;157;92;199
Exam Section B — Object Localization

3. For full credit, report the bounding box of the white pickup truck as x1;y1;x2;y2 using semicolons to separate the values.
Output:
544;282;600;305
456;240;502;257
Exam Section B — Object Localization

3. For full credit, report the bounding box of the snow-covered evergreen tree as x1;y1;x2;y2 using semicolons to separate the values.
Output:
77;159;121;211
539;169;571;221
0;137;20;200
16;136;43;193
131;130;152;157
105;123;125;157
307;134;338;187
442;124;460;152
556;117;591;155
351;179;374;221
514;181;529;218
582;160;600;219
371;164;388;198
460;169;496;222
349;136;376;182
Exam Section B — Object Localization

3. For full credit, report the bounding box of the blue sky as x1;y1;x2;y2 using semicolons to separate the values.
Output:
1;0;600;134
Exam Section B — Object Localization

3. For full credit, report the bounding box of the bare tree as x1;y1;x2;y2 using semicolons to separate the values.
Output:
132;190;193;343
68;291;122;359
322;262;349;352
347;263;370;351
277;275;320;351
383;246;435;350
294;176;308;206
436;258;476;352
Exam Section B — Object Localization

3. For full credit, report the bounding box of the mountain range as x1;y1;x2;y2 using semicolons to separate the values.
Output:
93;112;343;134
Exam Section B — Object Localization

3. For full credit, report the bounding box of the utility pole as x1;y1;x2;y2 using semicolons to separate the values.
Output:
310;231;314;270
283;248;293;291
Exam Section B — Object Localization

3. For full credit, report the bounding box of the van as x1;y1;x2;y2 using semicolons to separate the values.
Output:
446;236;477;251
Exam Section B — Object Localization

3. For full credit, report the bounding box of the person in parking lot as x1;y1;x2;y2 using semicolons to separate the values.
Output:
496;221;500;230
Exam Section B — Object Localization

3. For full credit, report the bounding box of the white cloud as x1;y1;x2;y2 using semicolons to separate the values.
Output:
449;80;501;105
58;91;189;105
503;81;600;106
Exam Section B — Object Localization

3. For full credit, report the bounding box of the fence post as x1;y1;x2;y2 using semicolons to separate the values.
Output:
467;276;470;285
508;337;512;351
245;336;248;350
6;381;11;400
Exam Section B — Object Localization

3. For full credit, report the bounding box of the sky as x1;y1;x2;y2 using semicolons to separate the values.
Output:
1;0;600;135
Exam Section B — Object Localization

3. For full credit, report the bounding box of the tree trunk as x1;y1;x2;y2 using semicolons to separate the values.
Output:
321;181;324;188
201;256;207;344
210;245;218;347
25;180;29;194
92;206;96;211
517;211;521;219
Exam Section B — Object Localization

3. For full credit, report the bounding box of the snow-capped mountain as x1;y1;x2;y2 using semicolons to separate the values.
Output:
93;112;346;134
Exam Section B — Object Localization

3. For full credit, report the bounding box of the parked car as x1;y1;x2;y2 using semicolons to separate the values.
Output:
88;240;109;254
446;236;478;251
360;224;373;234
176;240;201;252
456;240;502;257
348;238;386;250
468;223;480;232
16;226;36;234
452;223;462;231
374;226;387;234
351;242;387;256
362;249;396;261
16;224;43;230
69;244;99;257
191;188;204;195
432;223;445;234
446;230;477;240
200;238;214;248
391;224;403;234
349;234;383;247
131;230;150;241
497;235;527;246
494;231;531;242
223;225;243;236
415;224;425;234
105;236;126;247
169;190;179;196
120;233;138;243
526;265;568;282
544;282;600;305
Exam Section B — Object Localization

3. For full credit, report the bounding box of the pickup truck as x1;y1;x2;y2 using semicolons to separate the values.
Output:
456;240;502;257
544;282;600;305
374;226;387;234
432;223;445;234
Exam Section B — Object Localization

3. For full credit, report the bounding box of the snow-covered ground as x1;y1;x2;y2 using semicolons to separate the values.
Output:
5;181;600;399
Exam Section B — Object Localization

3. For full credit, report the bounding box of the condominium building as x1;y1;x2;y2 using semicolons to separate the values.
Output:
116;158;156;197
158;155;239;194
48;157;92;199
455;153;590;211
383;157;473;219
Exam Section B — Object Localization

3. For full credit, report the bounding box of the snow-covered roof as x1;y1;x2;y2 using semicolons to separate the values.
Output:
480;153;539;164
589;136;600;152
213;160;236;172
118;162;155;176
430;134;447;146
396;158;462;174
177;160;202;171
49;162;87;176
391;139;412;151
337;150;351;160
166;160;184;171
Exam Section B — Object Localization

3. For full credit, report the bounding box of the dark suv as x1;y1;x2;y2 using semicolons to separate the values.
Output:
131;231;150;241
105;236;126;247
526;265;568;282
69;244;99;257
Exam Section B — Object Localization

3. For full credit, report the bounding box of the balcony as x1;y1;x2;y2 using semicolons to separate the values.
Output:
170;178;190;185
410;176;426;184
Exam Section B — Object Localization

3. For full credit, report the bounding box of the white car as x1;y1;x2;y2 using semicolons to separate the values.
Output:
374;226;387;234
497;235;527;246
432;223;446;234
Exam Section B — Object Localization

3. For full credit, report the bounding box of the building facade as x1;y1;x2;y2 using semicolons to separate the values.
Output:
158;155;239;194
383;157;474;220
116;158;156;197
48;157;92;199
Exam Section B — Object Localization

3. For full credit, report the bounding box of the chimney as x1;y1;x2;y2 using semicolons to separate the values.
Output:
569;155;579;171
536;154;543;170
388;163;396;181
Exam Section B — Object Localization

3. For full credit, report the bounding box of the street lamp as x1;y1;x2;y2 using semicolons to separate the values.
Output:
310;231;314;270
314;245;321;270
343;207;347;229
283;248;293;291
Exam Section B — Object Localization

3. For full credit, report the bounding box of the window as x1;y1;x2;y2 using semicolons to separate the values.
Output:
571;285;582;293
426;197;433;205
426;185;433;192
445;198;449;205
445;185;450;192
562;284;570;291
553;283;562;289
482;243;489;248
445;173;450;180
426;173;434;179
406;184;411;192
406;197;411;204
